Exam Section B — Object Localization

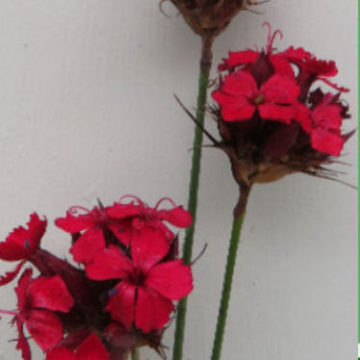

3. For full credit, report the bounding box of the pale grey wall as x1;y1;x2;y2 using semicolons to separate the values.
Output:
0;1;357;360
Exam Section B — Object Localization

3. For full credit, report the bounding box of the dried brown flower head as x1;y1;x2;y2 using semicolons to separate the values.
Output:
168;0;258;37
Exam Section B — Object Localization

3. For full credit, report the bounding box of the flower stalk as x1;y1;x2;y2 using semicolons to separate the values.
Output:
172;34;214;360
211;184;251;360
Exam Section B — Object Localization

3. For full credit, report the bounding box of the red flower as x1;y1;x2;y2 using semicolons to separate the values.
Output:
0;269;74;359
212;70;300;124
299;95;344;156
86;226;193;332
107;196;192;246
0;213;46;286
46;333;109;360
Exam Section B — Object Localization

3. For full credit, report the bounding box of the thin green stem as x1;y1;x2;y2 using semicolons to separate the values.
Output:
172;34;214;360
131;348;140;360
211;185;251;360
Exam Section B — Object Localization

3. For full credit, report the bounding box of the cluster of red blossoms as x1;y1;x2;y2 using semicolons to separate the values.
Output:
0;196;193;360
211;24;353;186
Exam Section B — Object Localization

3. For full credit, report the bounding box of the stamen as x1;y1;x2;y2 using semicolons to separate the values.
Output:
118;194;144;205
154;197;177;210
262;22;272;53
69;206;90;215
262;22;283;53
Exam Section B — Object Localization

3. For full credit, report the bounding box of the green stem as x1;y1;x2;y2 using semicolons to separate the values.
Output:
131;348;140;360
211;185;252;360
172;34;214;360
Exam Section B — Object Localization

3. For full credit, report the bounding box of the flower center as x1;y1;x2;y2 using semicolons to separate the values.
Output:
254;94;265;105
130;268;146;286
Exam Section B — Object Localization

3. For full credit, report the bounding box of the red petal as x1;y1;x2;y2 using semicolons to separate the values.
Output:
0;261;25;286
15;268;33;311
131;227;170;271
311;130;344;156
15;319;31;360
226;50;259;68
306;58;338;77
55;212;93;233
212;71;259;122
46;348;76;360
107;202;142;220
76;334;109;360
26;309;63;351
146;260;193;300
270;55;295;78
106;282;136;330
159;206;192;228
108;221;132;246
135;287;174;332
261;74;299;104
259;104;295;124
312;104;342;129
28;275;74;312
85;246;133;281
280;47;312;61
222;70;258;98
0;213;46;261
70;228;105;264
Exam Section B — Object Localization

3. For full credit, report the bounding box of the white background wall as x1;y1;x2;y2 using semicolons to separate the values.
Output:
0;1;357;360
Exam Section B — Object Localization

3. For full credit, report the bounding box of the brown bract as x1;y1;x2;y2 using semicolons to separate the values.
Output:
169;0;248;36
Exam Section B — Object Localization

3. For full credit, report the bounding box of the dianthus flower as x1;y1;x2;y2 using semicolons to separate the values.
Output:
86;226;193;332
208;23;353;206
0;196;193;360
0;269;74;360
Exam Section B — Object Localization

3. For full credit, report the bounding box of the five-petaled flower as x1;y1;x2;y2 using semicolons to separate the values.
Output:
86;226;193;332
212;71;300;124
0;268;74;360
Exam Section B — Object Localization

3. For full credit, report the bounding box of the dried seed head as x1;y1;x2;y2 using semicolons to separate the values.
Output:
169;0;253;37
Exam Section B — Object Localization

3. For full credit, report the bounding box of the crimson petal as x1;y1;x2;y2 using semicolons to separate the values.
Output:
106;282;136;330
146;260;193;301
46;348;76;360
159;206;192;228
135;287;174;332
86;246;133;281
55;212;93;233
131;227;169;271
15;319;31;360
28;275;74;312
76;333;109;360
70;228;106;264
26;309;63;351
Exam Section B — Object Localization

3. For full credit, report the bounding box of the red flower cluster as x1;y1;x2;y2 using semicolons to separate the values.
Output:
0;196;193;360
213;23;351;157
